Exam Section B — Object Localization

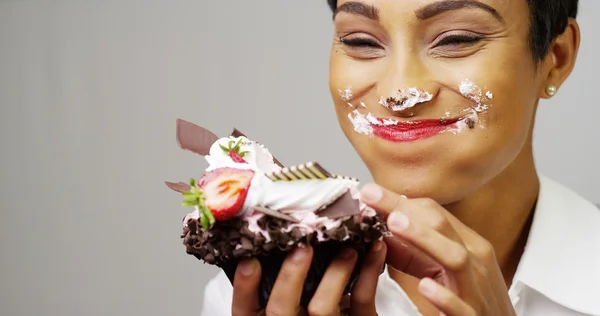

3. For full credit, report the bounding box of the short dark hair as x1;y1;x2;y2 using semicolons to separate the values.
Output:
326;0;578;61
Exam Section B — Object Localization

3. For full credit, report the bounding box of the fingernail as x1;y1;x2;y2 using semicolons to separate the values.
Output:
239;260;255;276
372;240;383;252
291;246;310;262
338;248;356;260
418;278;437;297
388;211;409;232
361;183;382;203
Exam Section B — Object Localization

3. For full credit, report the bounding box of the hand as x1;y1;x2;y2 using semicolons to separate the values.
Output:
360;183;517;316
231;240;387;316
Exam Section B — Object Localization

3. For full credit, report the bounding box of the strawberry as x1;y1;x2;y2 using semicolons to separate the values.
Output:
228;150;246;163
198;167;254;221
219;138;248;164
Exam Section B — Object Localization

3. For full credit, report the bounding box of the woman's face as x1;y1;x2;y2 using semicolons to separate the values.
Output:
329;0;548;203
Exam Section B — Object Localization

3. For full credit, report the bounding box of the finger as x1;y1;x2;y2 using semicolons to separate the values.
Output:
383;236;447;283
232;259;262;316
307;247;358;316
418;278;476;316
266;246;313;316
361;184;464;246
349;240;387;316
387;210;470;273
360;183;403;218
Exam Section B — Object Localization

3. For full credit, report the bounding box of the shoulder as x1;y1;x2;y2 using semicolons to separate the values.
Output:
200;271;232;316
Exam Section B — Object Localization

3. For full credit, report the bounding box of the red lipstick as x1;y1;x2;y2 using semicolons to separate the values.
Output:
371;117;463;142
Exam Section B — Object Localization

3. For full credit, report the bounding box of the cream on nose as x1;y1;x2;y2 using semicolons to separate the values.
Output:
378;87;433;112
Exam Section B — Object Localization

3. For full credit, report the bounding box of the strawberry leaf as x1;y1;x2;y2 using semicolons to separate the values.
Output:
180;177;216;230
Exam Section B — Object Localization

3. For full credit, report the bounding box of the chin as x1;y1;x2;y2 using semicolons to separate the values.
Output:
368;164;477;204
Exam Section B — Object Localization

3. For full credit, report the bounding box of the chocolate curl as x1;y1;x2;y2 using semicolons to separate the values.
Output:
176;118;219;156
164;181;191;193
317;191;361;219
231;127;284;167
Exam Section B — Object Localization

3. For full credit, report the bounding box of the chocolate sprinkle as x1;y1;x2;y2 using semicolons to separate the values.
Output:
181;211;387;267
465;118;475;129
176;119;219;156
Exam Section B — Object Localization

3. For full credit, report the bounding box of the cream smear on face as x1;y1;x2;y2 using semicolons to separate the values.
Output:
459;79;493;112
347;82;494;137
458;78;494;128
379;88;433;112
339;85;352;101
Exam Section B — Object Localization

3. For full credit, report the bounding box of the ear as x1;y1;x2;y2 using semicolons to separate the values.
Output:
539;18;581;99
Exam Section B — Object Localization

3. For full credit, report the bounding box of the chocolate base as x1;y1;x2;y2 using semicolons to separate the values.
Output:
182;213;388;308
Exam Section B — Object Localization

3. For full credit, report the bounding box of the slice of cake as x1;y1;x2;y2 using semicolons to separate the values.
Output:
166;119;388;308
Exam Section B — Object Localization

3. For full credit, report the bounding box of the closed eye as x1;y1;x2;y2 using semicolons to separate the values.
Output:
340;36;381;48
434;34;484;47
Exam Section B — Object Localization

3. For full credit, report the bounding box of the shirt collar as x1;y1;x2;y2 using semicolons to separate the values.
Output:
510;176;600;315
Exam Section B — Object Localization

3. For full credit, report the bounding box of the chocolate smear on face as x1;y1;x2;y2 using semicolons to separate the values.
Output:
231;127;284;167
254;206;300;223
318;191;361;218
465;118;475;129
176;119;219;156
165;181;191;193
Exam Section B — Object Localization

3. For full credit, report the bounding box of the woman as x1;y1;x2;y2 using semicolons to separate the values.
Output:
201;0;600;315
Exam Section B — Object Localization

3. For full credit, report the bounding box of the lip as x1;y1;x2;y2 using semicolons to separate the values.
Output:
370;117;464;142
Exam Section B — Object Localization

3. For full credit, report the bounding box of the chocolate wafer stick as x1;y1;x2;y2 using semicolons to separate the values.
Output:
265;162;333;182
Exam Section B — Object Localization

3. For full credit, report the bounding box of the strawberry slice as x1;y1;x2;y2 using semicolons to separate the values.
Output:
198;167;254;221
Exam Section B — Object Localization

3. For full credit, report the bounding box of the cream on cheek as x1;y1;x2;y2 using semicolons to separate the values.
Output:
454;78;494;129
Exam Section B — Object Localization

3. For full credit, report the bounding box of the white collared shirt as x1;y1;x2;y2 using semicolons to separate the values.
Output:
199;176;600;316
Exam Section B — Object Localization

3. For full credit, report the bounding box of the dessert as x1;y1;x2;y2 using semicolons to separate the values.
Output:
165;119;388;308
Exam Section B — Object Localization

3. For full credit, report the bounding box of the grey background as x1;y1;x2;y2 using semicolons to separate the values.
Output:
0;1;597;315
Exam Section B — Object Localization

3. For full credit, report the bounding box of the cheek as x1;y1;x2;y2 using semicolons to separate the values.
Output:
486;59;539;138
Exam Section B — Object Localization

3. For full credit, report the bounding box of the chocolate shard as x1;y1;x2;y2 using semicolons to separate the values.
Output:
317;191;361;218
231;128;246;138
265;162;332;182
165;181;191;193
176;119;219;156
230;127;284;168
254;206;300;223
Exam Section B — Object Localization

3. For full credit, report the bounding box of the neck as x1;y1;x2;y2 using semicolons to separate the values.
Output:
444;144;539;286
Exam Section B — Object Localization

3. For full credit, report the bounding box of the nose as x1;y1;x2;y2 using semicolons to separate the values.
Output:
376;52;438;116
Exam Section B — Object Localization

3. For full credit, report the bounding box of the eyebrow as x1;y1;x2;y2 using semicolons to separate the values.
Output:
333;0;503;23
333;1;379;21
415;0;504;22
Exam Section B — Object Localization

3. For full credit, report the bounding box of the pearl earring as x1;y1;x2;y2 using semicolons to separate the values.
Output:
546;84;557;97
